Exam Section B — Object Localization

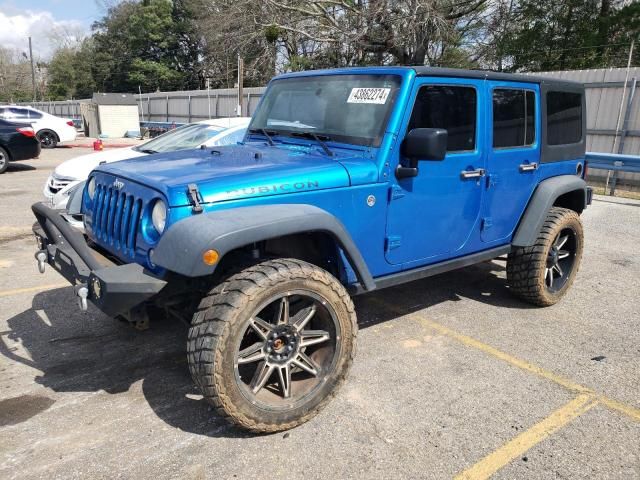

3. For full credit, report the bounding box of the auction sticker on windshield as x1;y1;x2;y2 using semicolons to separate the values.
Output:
347;88;391;104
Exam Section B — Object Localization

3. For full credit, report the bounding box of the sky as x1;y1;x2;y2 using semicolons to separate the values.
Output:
0;0;112;59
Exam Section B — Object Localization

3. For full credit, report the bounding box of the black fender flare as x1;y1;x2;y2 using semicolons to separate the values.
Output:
152;204;376;290
512;175;587;247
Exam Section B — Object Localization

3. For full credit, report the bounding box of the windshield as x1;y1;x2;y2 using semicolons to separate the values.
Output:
249;74;401;147
135;123;224;153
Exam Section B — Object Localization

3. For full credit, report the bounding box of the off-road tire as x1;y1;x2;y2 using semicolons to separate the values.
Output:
507;207;584;306
0;146;9;174
37;129;58;149
187;258;357;432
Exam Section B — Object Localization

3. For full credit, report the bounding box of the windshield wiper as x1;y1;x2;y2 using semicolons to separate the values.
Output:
248;128;276;146
139;148;158;154
290;131;334;157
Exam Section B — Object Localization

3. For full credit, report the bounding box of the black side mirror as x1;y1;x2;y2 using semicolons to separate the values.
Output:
397;128;448;179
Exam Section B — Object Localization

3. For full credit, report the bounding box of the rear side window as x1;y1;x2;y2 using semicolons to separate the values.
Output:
27;109;43;119
408;85;477;152
546;91;582;145
493;89;535;148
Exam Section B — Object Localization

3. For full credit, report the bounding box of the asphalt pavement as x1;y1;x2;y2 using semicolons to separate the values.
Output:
0;148;638;479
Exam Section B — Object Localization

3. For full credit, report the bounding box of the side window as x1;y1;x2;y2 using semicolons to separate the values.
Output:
493;89;536;148
408;85;476;152
27;109;43;119
9;108;29;119
546;91;582;145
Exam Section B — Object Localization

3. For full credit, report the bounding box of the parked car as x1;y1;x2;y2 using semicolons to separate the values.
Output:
0;105;77;148
0;118;41;174
44;117;251;211
32;67;592;433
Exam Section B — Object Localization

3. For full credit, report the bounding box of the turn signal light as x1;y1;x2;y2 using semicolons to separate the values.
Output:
202;249;219;265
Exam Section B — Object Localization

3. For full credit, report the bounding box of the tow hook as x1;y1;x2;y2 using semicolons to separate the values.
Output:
35;250;47;273
75;285;89;312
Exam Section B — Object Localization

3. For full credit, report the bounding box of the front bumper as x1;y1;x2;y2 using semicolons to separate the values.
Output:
32;202;167;317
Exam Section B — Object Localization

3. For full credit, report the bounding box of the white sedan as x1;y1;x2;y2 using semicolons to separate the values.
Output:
44;117;250;211
0;105;77;148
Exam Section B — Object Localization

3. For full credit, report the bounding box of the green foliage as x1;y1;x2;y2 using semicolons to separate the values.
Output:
496;0;639;71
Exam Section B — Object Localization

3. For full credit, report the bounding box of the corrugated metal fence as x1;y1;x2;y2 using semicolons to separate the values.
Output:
21;86;266;124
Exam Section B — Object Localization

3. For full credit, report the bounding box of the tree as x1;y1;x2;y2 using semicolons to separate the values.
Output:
491;0;639;71
90;0;202;92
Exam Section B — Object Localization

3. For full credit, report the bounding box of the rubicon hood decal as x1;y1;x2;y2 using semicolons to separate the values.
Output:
96;144;359;206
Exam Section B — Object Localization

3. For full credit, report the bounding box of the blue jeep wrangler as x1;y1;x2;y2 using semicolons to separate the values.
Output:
33;67;592;432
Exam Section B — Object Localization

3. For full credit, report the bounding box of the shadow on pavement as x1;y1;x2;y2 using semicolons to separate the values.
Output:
6;163;37;173
1;260;530;437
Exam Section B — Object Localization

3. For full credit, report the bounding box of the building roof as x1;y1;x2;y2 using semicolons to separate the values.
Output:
92;93;138;106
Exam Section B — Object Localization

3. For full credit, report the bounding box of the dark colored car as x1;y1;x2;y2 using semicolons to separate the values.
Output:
0;118;41;174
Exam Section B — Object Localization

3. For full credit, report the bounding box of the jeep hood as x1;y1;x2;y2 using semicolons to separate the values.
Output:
95;144;376;207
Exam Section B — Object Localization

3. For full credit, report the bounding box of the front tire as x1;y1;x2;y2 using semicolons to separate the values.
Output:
187;259;357;432
37;129;58;149
507;207;584;306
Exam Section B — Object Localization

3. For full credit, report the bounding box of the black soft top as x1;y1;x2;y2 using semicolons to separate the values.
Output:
412;67;583;89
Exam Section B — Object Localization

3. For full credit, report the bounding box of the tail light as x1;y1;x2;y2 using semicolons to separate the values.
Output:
66;120;74;127
17;127;35;138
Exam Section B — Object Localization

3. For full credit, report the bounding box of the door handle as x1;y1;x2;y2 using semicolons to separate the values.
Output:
460;168;486;179
519;162;538;172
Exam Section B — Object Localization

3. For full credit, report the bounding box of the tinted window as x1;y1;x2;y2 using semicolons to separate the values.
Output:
546;91;582;145
9;108;30;119
408;85;476;152
493;89;536;148
27;109;43;119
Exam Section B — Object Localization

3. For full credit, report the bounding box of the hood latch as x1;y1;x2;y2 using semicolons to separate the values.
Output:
187;184;204;213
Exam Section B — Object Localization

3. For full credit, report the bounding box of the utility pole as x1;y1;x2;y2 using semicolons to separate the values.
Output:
237;55;244;117
28;37;36;102
207;77;211;119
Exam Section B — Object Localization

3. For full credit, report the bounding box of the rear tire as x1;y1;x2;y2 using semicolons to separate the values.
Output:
0;146;8;173
37;129;58;149
507;207;584;306
187;258;357;432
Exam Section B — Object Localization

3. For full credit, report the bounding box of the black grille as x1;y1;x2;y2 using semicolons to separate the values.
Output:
92;184;142;258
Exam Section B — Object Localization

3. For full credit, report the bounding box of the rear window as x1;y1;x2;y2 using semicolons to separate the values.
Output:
492;89;535;148
546;91;582;145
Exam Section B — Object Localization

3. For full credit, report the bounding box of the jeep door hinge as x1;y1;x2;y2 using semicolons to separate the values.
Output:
389;185;405;201
187;183;204;213
385;235;402;251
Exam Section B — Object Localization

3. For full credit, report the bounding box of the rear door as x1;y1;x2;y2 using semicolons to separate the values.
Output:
481;82;540;243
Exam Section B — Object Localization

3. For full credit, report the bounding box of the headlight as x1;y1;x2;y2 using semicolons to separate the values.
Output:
87;177;96;200
151;199;167;234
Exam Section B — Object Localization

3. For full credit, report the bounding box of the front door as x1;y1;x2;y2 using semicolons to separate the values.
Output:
481;82;540;243
385;78;486;266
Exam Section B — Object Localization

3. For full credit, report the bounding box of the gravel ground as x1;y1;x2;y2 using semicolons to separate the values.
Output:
0;148;638;479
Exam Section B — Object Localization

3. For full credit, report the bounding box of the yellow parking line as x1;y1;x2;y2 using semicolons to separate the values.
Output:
455;394;598;480
369;297;640;422
0;283;69;298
